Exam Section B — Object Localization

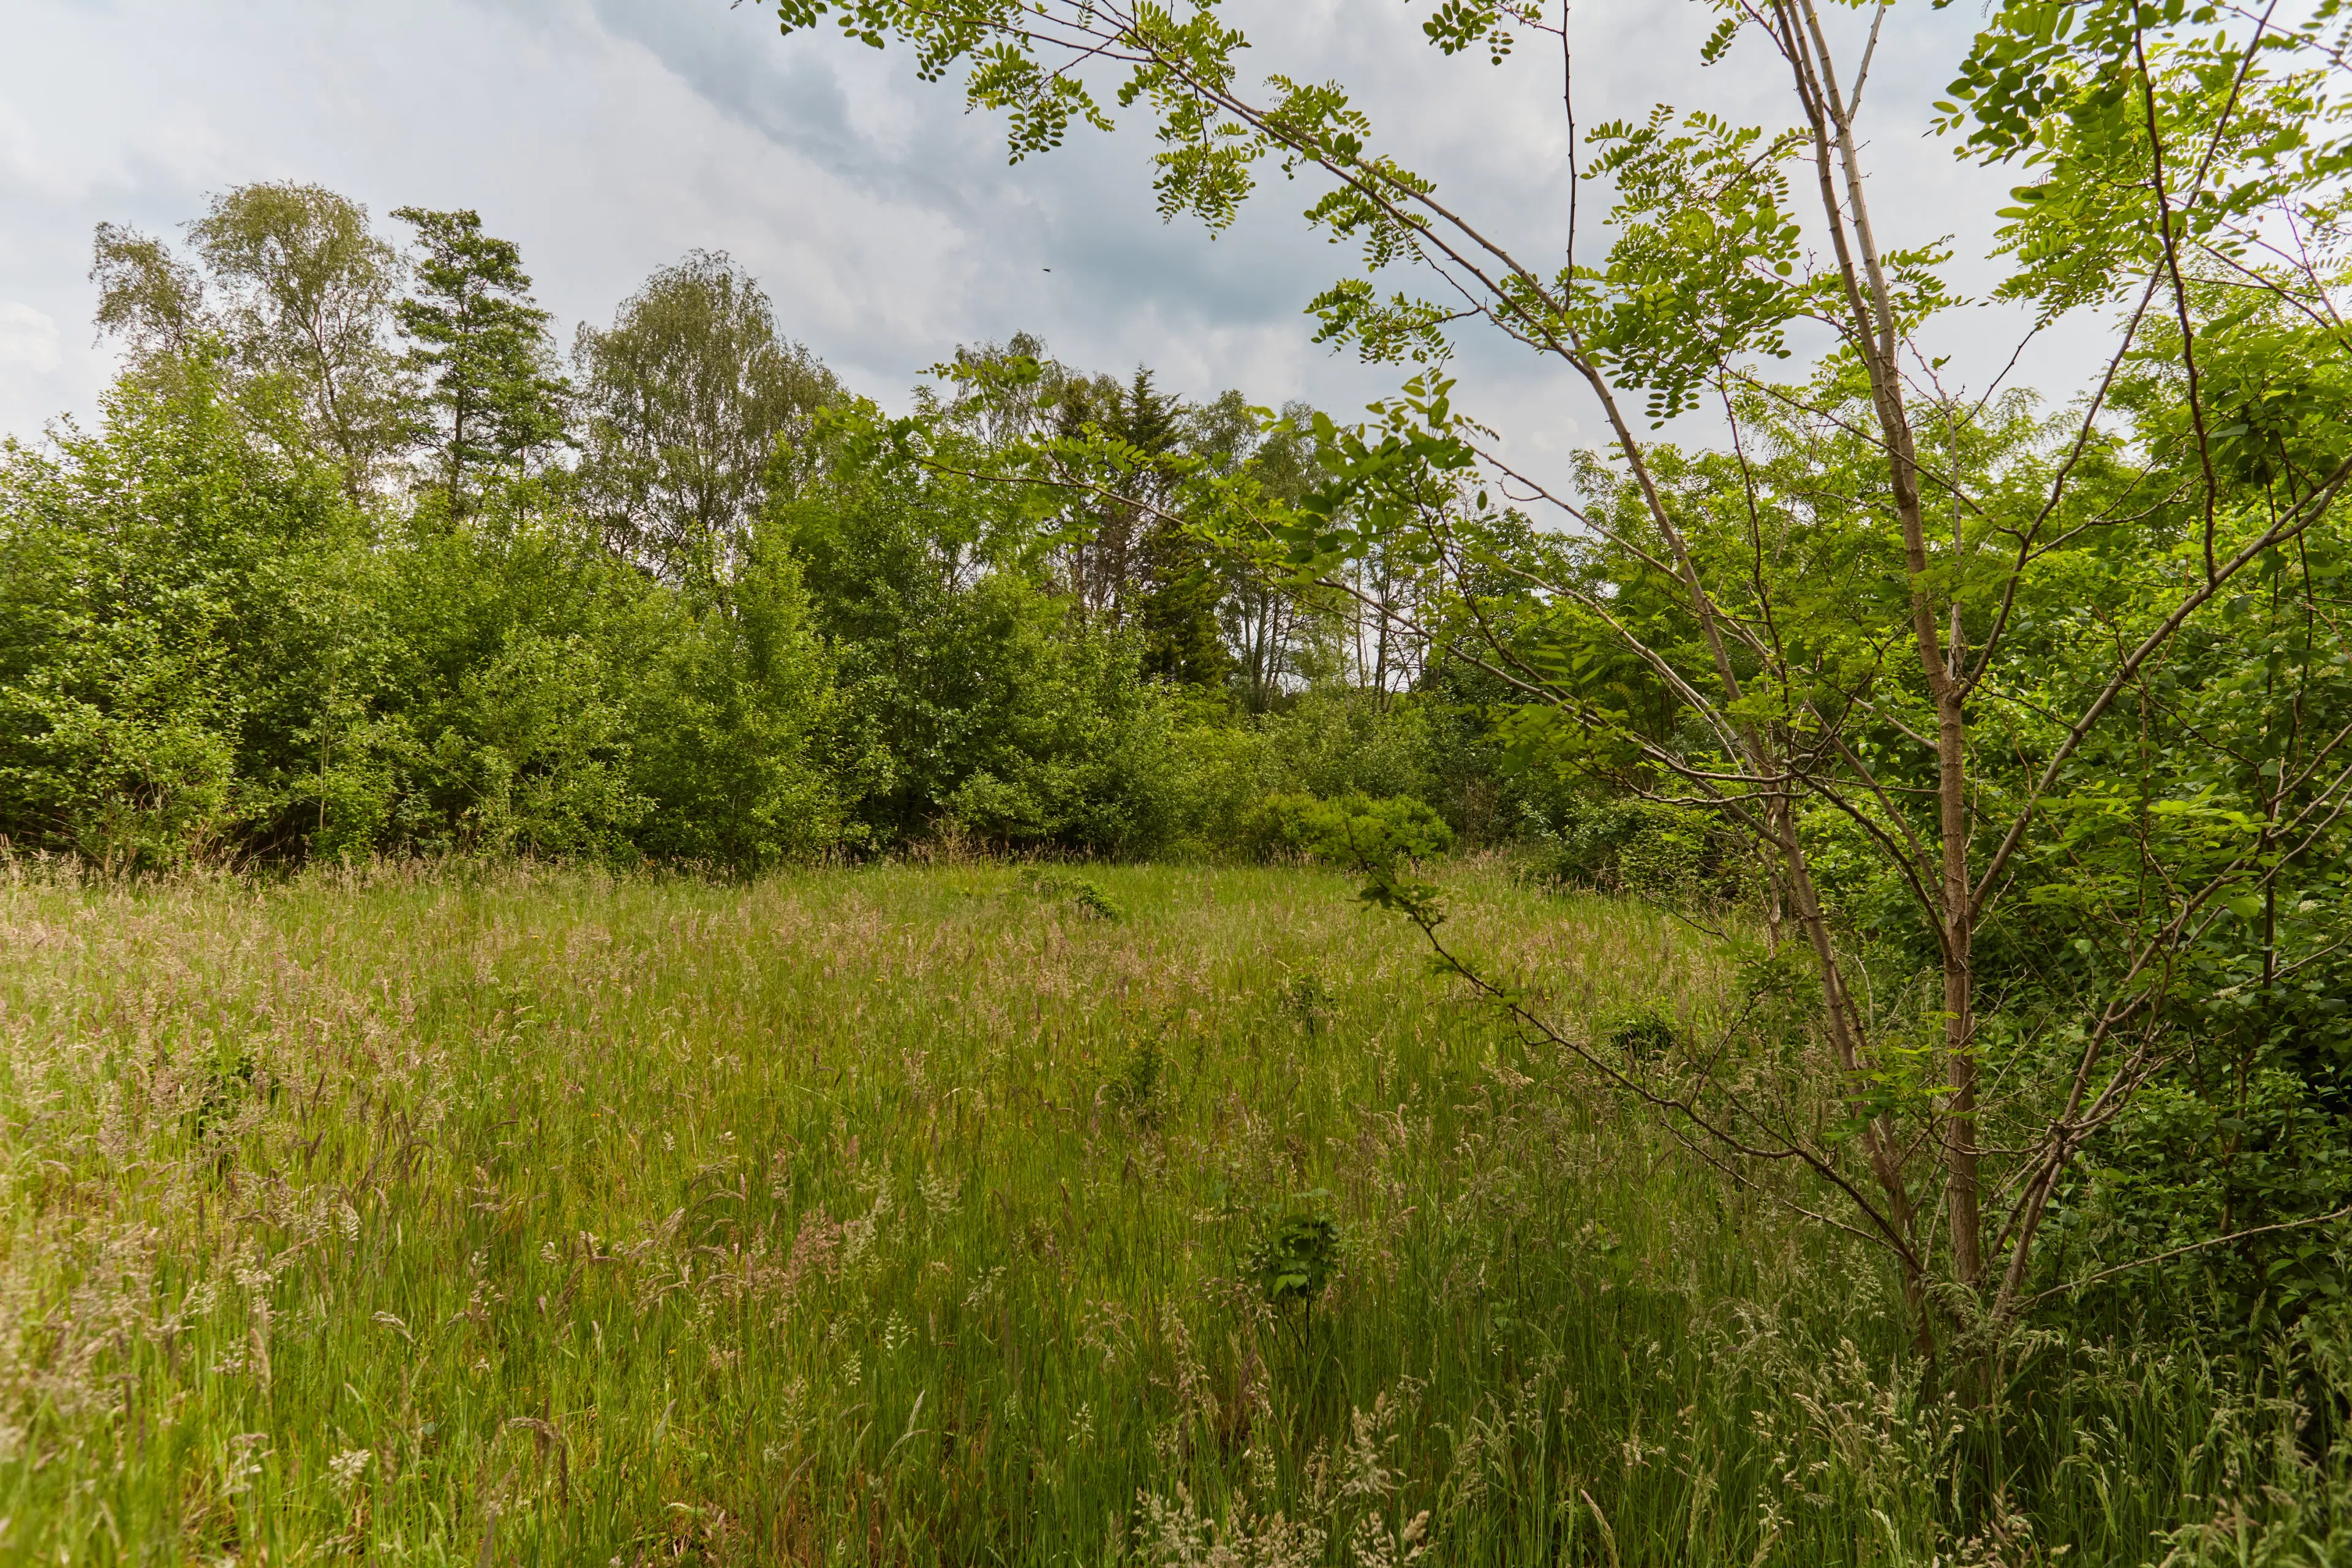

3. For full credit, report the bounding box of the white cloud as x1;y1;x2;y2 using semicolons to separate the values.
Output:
0;303;61;374
0;0;2108;486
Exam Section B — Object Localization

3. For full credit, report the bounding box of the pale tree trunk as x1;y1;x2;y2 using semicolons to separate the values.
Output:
1779;0;1985;1297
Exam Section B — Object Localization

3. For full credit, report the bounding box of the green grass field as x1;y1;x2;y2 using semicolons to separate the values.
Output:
0;861;2329;1564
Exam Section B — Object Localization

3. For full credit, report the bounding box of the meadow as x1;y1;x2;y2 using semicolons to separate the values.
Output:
0;860;2337;1565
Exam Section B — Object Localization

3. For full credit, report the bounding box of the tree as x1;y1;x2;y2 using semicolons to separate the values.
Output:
393;208;569;511
575;251;839;584
89;224;206;360
778;418;1177;849
1051;368;1232;685
1207;398;1332;712
930;340;1347;699
761;0;2352;1344
1052;368;1172;622
185;182;409;492
88;185;410;492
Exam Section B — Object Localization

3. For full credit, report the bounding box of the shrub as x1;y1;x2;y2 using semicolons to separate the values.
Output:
1245;791;1453;867
1602;1006;1685;1063
1526;796;1733;902
1019;867;1125;922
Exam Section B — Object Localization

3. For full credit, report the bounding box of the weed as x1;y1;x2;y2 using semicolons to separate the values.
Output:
1278;970;1335;1035
190;1049;258;1142
1072;880;1124;922
1603;1006;1683;1063
1020;866;1125;922
1103;1037;1172;1129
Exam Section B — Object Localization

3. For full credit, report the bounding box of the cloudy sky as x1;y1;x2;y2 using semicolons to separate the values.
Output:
1;0;2083;477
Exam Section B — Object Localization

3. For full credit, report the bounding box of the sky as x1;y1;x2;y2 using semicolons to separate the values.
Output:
0;0;2092;483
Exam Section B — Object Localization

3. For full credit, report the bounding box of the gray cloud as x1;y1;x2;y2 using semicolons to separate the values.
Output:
2;0;2105;487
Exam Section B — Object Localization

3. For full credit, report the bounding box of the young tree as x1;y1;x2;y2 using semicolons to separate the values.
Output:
393;207;569;511
575;251;839;584
761;0;2352;1343
0;353;382;868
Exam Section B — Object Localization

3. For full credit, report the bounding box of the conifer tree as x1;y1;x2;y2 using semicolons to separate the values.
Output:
393;207;568;511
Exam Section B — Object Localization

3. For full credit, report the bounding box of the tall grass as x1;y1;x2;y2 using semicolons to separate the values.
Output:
1;859;2345;1564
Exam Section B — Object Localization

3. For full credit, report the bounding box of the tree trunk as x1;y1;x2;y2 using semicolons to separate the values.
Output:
1783;0;1987;1300
1941;664;1983;1292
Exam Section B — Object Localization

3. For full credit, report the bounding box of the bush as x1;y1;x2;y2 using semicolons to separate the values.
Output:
0;356;375;869
1253;690;1438;803
1246;791;1453;867
1526;796;1734;902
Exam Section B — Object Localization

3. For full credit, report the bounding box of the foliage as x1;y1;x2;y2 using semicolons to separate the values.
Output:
1101;1033;1169;1125
1602;1005;1685;1064
0;358;848;870
0;337;1474;871
1246;792;1453;868
1024;866;1128;922
575;251;840;584
12;0;2352;1553
181;182;412;489
22;12;2352;1532
1522;796;1740;906
393;207;570;508
0;353;376;869
37;174;1523;872
1248;1210;1342;1317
